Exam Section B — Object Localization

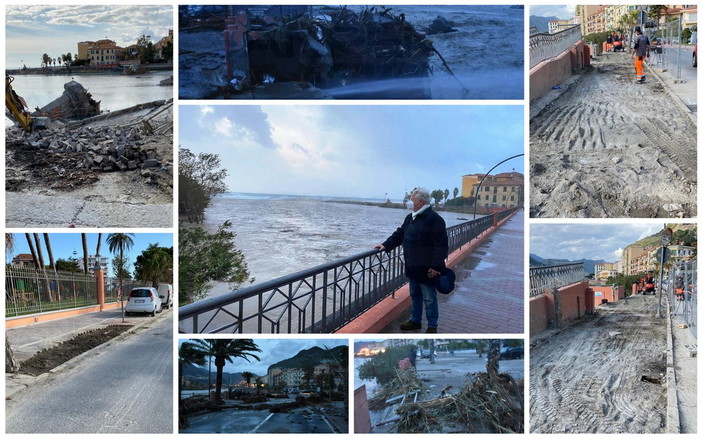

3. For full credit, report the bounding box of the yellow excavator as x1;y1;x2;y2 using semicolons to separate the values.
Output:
6;74;47;131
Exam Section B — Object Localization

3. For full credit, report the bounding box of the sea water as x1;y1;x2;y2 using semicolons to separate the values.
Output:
199;193;481;298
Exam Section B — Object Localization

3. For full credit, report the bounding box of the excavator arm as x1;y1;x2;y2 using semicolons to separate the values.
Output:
5;74;33;132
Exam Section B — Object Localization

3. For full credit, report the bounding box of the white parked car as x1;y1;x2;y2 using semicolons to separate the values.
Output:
125;287;162;316
157;283;173;309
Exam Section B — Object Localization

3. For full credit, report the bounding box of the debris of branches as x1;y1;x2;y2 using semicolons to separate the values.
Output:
395;372;524;433
367;367;424;411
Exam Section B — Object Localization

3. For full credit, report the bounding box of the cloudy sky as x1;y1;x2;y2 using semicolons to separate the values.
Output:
180;339;348;376
5;5;173;69
530;223;675;262
180;105;524;201
530;4;576;19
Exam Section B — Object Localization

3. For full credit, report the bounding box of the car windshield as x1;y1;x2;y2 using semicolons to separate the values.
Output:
131;289;151;298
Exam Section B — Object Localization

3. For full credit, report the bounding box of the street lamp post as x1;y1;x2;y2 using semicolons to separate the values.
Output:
656;227;673;318
471;154;524;219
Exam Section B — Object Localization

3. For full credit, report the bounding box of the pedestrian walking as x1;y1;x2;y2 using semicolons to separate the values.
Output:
408;345;417;368
375;187;448;333
631;26;650;83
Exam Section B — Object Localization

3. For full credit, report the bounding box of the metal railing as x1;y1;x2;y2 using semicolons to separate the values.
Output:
530;24;582;68
664;259;696;339
5;267;97;318
180;209;518;333
529;262;585;297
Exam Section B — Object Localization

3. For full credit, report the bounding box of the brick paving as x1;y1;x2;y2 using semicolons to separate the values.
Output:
380;210;524;334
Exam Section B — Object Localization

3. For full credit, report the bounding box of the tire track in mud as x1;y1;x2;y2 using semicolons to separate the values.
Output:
530;295;667;433
530;52;696;218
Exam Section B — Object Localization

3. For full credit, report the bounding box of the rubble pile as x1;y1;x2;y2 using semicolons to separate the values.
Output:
6;125;164;173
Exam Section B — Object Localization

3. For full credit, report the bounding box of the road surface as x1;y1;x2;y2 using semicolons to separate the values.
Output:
530;51;696;218
530;295;667;433
6;313;173;434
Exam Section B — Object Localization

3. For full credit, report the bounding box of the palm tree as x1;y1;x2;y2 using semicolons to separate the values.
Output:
41;53;50;68
25;233;40;269
5;234;14;254
43;233;56;273
33;234;46;269
95;233;102;261
487;339;501;381
81;233;89;274
188;339;261;404
107;233;135;322
6;234;20;373
241;371;254;389
178;342;208;429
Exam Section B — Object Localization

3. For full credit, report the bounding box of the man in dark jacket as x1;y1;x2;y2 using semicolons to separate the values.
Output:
375;187;448;333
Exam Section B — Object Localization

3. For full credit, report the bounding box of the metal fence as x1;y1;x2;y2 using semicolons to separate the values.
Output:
530;24;582;69
5;267;97;318
663;259;696;339
180;208;518;333
529;263;585;297
105;277;151;303
649;19;685;82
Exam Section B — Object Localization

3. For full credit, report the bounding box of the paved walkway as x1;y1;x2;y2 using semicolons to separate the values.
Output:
381;210;524;334
646;45;697;113
6;193;172;228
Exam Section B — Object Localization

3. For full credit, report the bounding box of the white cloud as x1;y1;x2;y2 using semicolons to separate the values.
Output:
215;117;234;137
201;106;214;115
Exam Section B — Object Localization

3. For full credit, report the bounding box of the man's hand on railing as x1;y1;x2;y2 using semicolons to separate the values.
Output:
374;244;385;252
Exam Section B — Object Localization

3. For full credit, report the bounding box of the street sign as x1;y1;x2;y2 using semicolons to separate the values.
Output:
656;247;671;263
660;228;673;245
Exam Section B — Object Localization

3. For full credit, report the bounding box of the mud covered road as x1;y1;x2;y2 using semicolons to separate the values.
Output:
530;51;696;218
530;294;667;434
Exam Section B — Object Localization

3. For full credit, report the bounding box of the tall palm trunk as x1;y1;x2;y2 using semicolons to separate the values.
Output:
95;233;102;259
33;233;46;269
25;233;40;269
32;233;54;302
82;233;89;274
214;357;226;403
43;233;56;273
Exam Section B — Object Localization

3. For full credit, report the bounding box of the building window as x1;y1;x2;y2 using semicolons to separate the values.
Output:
503;187;507;192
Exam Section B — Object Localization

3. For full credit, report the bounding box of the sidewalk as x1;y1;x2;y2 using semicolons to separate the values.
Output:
6;309;144;362
6;308;170;399
381;210;524;334
646;46;697;119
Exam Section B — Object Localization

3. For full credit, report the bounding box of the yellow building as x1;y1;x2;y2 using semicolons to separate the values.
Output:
87;39;125;66
76;41;94;61
461;172;524;209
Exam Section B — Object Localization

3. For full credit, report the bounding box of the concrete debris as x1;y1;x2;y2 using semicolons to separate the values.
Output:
6;124;161;173
34;81;100;120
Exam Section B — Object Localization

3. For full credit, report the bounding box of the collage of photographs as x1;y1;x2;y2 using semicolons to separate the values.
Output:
1;1;697;436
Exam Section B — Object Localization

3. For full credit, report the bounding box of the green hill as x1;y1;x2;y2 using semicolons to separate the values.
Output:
268;345;347;374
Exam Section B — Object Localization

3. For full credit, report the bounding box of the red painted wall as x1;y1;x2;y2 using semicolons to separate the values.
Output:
530;40;589;100
530;280;593;335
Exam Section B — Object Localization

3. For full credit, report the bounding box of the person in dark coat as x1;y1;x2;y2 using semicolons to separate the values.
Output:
375;187;448;333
